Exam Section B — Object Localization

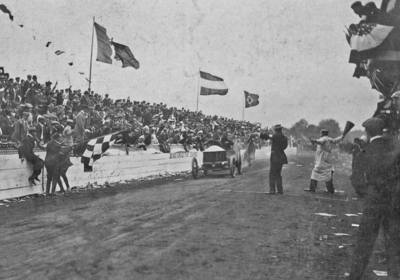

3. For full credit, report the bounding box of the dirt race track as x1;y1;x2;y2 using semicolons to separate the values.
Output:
0;149;389;280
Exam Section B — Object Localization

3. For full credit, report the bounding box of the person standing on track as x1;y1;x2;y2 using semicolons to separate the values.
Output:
304;129;344;194
259;124;288;195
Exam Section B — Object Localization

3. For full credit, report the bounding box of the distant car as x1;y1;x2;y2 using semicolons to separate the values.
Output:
191;140;242;179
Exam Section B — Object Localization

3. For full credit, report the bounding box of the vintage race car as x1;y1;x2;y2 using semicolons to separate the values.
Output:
191;140;242;179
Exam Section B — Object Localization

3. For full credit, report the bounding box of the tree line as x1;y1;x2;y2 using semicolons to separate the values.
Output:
287;118;363;141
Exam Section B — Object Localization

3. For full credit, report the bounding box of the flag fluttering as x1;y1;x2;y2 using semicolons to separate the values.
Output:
81;133;119;172
199;71;228;96
94;22;113;64
94;22;139;69
111;41;140;69
242;137;256;167
244;91;259;108
0;4;13;21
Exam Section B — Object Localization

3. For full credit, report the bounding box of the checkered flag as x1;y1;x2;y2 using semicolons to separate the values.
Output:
81;133;119;172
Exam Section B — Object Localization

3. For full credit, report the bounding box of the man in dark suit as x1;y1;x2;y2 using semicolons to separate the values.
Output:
260;124;288;194
18;127;44;185
45;132;69;195
348;117;400;279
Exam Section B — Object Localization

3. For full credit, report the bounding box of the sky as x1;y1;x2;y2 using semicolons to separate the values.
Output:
0;0;383;129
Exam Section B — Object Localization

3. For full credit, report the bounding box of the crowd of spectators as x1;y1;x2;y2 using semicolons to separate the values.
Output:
0;71;265;153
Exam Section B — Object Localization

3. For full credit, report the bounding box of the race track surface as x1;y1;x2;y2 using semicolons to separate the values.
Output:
0;150;387;280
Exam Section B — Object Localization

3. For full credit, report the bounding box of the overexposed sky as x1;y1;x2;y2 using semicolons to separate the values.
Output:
1;0;382;129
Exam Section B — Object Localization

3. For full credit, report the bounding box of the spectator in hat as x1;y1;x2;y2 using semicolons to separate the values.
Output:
305;128;344;194
193;130;205;151
260;124;288;194
157;127;170;153
35;116;48;144
63;119;75;147
23;103;34;125
11;111;29;144
81;91;90;107
351;1;364;18
18;126;44;185
348;117;400;279
73;104;89;156
21;75;32;101
0;109;14;140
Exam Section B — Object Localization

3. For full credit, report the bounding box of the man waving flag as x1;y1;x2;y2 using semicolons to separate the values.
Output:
244;91;259;108
200;71;228;95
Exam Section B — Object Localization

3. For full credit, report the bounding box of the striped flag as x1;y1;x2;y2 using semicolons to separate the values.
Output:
244;91;259;108
200;71;228;96
81;133;119;172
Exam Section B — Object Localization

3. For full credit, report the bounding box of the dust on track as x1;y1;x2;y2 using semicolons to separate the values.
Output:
0;150;386;280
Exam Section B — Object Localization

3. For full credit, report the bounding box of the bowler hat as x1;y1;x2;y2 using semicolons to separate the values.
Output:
274;124;282;130
351;1;362;9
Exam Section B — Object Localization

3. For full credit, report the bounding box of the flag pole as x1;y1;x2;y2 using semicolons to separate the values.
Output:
196;69;200;112
242;93;245;121
88;17;95;93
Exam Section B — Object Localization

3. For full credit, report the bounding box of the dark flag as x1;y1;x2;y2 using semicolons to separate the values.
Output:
111;41;140;69
244;91;259;108
0;4;13;21
68;62;73;66
199;71;228;95
55;50;65;55
94;22;112;64
46;42;51;47
81;133;119;172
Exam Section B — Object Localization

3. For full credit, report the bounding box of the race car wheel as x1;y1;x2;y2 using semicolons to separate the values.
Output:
230;158;236;178
192;158;199;179
237;155;242;175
